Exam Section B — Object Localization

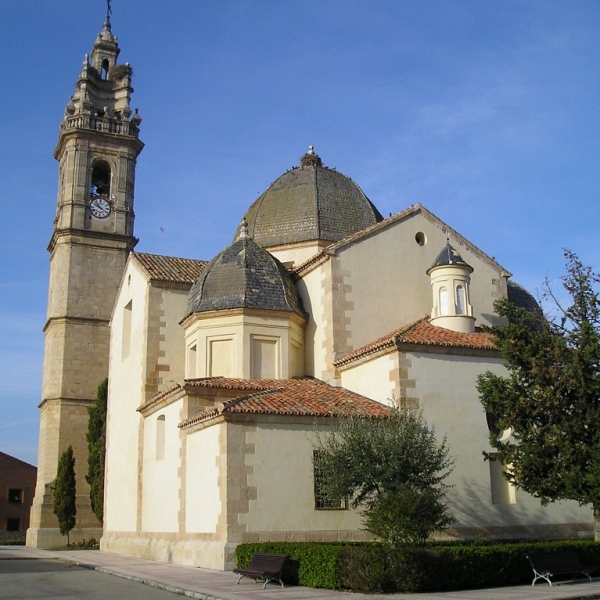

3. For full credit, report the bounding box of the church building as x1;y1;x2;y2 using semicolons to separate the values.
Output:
29;15;592;567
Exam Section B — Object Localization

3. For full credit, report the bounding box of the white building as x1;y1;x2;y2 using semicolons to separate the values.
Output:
103;149;590;569
30;14;591;565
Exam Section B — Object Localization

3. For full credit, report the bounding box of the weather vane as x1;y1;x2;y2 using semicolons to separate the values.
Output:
106;0;112;18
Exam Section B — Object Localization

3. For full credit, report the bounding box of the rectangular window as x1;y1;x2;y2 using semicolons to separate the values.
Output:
156;415;166;461
313;450;348;510
187;344;197;378
122;300;132;359
8;489;23;503
6;518;20;532
489;456;516;505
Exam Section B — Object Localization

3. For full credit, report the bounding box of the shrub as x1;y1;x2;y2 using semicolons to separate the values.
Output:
237;539;600;593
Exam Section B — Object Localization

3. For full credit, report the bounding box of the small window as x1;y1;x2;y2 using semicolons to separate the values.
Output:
439;287;449;316
91;160;111;198
313;450;348;510
489;455;516;505
122;300;132;359
187;345;197;378
6;518;20;532
456;285;465;315
8;489;23;503
156;415;166;460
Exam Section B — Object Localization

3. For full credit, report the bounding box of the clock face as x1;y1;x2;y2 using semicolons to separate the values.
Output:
90;196;111;219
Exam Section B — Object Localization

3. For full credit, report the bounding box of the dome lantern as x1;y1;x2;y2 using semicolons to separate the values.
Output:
426;241;476;333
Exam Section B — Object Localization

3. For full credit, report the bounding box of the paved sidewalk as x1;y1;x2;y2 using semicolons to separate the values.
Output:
2;545;600;600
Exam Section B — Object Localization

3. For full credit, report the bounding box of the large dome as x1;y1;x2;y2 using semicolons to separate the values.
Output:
237;147;383;248
188;228;305;318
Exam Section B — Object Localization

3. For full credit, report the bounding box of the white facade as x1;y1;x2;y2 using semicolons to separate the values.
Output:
102;204;592;571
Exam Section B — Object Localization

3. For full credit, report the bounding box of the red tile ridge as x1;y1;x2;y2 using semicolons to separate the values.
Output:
334;317;497;367
178;377;390;429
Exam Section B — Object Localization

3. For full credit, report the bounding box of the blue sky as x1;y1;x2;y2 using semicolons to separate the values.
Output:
1;1;599;465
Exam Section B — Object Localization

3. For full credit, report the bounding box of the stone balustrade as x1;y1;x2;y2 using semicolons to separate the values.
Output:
62;114;140;138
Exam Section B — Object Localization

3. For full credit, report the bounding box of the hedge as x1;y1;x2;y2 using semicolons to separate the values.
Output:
235;539;600;593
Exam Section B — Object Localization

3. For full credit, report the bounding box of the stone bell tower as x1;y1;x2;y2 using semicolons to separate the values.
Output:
27;13;144;548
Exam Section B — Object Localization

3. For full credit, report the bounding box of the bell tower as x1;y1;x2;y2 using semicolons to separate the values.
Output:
27;12;144;548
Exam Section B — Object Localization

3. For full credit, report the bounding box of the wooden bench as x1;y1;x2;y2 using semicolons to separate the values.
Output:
233;553;288;589
527;551;598;586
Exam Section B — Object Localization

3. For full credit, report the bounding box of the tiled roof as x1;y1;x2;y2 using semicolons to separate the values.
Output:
178;377;390;428
187;237;305;318
237;149;383;249
427;242;473;274
334;317;497;367
132;252;207;284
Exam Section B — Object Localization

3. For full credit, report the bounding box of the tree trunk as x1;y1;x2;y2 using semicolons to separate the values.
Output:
594;506;600;541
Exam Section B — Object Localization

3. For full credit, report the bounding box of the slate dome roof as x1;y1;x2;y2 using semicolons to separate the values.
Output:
237;147;383;248
426;242;473;274
188;226;305;318
507;280;542;315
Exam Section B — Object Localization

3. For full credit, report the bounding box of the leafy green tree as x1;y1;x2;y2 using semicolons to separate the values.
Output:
363;486;455;547
53;445;77;544
86;378;107;524
478;251;600;539
315;406;454;546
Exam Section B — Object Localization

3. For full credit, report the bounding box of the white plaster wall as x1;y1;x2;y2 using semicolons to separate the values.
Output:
141;401;181;532
335;213;506;352
104;261;148;532
244;423;363;532
158;287;190;389
296;262;329;379
185;425;221;533
339;353;398;405
267;241;328;268
408;352;591;529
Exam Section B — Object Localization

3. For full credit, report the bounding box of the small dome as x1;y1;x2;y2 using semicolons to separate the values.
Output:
188;232;305;318
507;280;542;316
427;242;473;274
237;147;383;248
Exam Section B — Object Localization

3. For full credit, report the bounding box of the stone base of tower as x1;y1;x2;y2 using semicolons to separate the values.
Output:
27;491;102;549
26;526;103;549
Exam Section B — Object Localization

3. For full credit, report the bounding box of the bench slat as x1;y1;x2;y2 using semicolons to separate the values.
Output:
527;551;597;586
233;553;288;589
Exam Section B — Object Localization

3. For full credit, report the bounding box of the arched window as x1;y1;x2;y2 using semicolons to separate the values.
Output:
91;160;111;198
439;287;449;316
122;300;132;359
101;58;110;80
156;415;166;460
456;286;465;315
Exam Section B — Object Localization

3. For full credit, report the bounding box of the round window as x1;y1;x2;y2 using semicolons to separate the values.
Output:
415;232;426;246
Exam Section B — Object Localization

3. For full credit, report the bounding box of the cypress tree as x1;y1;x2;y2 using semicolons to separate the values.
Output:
86;378;107;524
53;445;76;544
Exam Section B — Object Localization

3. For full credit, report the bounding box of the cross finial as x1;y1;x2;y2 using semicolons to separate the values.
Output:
107;0;112;18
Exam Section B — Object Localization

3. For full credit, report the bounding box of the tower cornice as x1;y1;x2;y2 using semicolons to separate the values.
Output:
54;121;144;160
47;228;138;254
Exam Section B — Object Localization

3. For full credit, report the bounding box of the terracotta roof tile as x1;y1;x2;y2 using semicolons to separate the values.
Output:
335;317;497;367
132;252;207;284
178;377;390;428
